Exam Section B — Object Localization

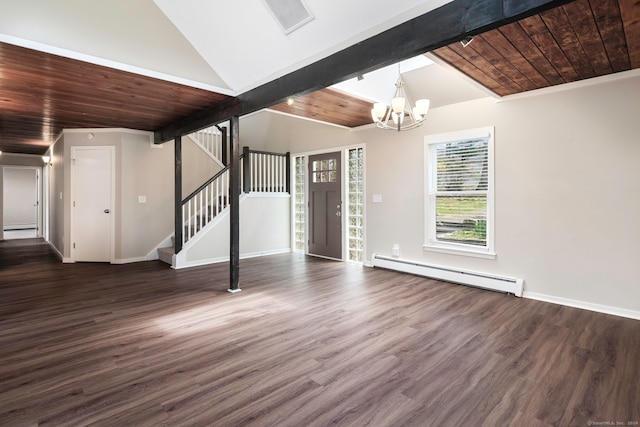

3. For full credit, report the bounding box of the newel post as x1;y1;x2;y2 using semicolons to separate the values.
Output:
228;116;241;293
285;151;291;194
242;146;251;194
221;126;228;166
174;135;183;254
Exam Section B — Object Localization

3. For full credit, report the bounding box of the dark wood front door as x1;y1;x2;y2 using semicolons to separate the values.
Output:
308;152;342;260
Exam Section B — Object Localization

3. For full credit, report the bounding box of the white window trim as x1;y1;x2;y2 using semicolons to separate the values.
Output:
423;127;496;259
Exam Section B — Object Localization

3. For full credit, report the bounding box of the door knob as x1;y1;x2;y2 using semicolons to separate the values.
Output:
104;209;110;214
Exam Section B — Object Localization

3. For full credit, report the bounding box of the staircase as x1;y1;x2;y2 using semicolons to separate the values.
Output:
187;125;226;166
156;148;290;268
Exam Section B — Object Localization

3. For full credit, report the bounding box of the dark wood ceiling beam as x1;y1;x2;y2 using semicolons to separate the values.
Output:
154;0;576;143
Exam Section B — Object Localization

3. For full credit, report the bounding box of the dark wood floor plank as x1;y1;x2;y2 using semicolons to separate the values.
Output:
0;238;638;426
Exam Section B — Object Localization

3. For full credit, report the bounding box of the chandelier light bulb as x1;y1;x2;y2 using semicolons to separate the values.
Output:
373;102;387;120
415;99;430;115
391;97;405;113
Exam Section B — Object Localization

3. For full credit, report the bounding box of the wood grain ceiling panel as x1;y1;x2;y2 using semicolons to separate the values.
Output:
498;21;566;86
590;0;631;72
430;46;507;94
1;0;637;154
432;0;638;96
540;6;597;79
476;30;550;88
562;0;614;75
0;42;231;155
470;34;540;92
269;88;373;128
619;0;640;68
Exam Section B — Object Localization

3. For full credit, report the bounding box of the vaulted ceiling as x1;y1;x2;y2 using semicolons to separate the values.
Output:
0;0;638;155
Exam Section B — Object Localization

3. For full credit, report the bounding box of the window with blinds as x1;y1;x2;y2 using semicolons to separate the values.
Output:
425;128;495;257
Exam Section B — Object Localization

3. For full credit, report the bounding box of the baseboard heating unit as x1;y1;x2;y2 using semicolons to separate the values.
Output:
371;254;524;297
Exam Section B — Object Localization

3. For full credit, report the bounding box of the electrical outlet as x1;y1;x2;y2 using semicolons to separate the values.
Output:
392;244;400;257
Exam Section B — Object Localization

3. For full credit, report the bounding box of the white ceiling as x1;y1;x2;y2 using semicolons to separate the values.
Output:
0;0;230;92
331;54;490;108
0;0;490;114
152;0;453;93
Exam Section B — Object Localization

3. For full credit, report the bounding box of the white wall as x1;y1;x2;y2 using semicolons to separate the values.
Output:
240;111;360;153
49;136;65;254
361;74;640;315
48;129;175;262
182;194;291;266
239;73;640;316
118;133;175;261
182;136;222;196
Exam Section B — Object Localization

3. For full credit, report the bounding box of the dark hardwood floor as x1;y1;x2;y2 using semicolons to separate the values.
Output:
0;239;638;426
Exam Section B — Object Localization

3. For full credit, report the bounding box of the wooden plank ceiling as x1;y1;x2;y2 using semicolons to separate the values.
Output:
432;0;639;96
0;42;231;155
269;88;374;128
271;0;639;124
0;0;638;155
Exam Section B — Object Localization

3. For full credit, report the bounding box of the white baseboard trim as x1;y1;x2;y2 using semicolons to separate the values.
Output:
111;256;149;265
174;248;291;270
523;291;640;320
4;224;37;230
49;242;64;260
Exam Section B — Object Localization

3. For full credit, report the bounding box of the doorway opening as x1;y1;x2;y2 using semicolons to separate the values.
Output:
2;166;41;240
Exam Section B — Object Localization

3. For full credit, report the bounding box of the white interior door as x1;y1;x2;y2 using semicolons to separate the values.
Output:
72;147;113;262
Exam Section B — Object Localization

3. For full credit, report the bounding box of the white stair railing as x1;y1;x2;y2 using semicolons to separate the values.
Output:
180;149;289;247
188;126;224;165
182;167;230;245
245;150;289;193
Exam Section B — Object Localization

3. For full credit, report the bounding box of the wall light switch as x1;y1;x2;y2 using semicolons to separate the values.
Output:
372;194;382;203
138;195;147;203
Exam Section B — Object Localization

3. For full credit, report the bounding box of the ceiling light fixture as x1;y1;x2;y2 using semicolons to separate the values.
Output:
371;65;430;132
286;98;294;106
